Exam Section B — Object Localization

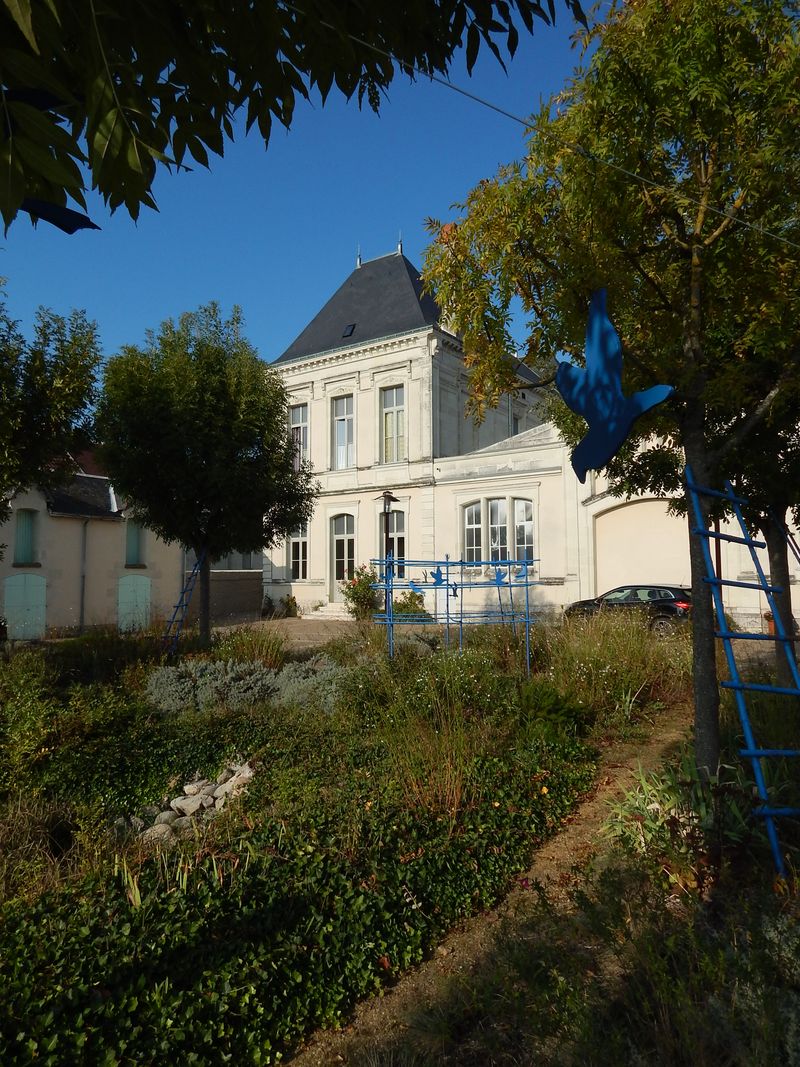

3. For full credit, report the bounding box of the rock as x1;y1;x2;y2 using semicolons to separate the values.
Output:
215;795;226;811
232;763;254;783
215;768;234;786
140;823;173;846
183;779;210;796
155;810;178;826
172;816;195;833
170;793;204;817
201;795;215;808
213;780;235;800
201;783;218;797
113;817;129;843
141;805;160;820
130;815;146;833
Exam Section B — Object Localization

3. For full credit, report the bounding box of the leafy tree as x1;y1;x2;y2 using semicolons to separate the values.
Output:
0;286;99;537
96;303;317;643
0;0;584;231
424;0;800;775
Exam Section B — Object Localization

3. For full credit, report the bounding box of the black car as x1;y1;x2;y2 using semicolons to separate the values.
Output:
564;584;692;635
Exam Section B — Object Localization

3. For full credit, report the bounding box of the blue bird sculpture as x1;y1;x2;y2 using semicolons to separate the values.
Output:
22;198;100;234
555;290;674;483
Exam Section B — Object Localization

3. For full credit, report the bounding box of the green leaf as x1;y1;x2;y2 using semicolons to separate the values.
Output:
3;0;38;52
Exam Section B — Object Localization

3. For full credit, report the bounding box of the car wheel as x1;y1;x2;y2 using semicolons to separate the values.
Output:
650;616;675;637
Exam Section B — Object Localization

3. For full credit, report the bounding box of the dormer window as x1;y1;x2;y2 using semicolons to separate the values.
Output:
342;324;356;338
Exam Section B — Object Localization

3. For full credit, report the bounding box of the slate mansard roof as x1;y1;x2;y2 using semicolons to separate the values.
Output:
44;453;120;519
275;252;440;364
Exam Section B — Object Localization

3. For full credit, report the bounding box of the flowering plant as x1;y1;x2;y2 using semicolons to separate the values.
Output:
340;564;380;619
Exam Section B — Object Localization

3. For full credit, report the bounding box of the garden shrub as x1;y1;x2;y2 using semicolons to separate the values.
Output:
392;589;429;616
394;647;513;722
533;614;693;727
271;655;348;715
341;564;381;619
41;629;173;685
212;626;287;670
516;676;595;739
145;659;277;715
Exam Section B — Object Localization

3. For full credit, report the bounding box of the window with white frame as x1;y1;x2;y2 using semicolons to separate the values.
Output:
463;497;535;564
125;520;145;566
488;498;508;561
13;509;37;565
290;404;309;469
289;523;308;580
381;385;405;463
384;510;405;578
514;499;534;560
332;395;354;470
464;502;482;563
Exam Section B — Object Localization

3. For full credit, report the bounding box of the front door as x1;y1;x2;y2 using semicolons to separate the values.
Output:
331;514;355;602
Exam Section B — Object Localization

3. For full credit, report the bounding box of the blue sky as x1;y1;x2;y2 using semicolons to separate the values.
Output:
1;12;590;364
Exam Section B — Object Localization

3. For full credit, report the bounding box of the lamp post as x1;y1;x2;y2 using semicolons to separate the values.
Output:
377;490;399;617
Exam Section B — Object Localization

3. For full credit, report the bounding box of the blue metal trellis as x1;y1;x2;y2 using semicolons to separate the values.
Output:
370;554;541;674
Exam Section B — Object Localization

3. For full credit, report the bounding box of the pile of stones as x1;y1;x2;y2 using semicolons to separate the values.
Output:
115;760;255;847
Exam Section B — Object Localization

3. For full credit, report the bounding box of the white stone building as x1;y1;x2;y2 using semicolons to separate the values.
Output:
265;248;797;629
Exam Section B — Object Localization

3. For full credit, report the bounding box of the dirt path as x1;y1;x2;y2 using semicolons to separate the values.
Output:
287;699;693;1066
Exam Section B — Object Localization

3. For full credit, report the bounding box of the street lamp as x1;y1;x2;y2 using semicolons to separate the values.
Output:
376;490;399;616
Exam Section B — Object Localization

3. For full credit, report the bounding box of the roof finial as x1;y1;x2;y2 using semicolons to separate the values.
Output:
356;244;362;268
397;231;403;256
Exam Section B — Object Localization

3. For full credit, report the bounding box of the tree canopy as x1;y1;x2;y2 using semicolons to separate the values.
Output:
95;302;318;641
0;0;584;231
0;288;99;534
424;0;800;773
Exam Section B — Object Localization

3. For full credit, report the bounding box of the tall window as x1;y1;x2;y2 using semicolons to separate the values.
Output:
332;395;354;470
289;524;308;580
125;520;144;566
332;514;355;582
13;509;36;565
381;385;405;463
464;502;482;563
488;498;508;561
290;403;308;469
385;510;405;578
514;499;534;561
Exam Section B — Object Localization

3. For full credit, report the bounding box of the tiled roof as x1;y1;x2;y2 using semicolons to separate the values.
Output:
46;474;119;518
275;252;440;364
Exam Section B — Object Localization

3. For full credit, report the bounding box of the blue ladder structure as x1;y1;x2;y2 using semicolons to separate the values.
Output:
686;466;800;878
162;552;204;655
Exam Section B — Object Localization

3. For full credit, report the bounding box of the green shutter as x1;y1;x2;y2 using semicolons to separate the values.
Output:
14;510;35;565
125;522;143;565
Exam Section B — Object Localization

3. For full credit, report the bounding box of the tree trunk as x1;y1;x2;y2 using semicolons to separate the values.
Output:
683;443;720;780
199;549;211;647
762;511;797;691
